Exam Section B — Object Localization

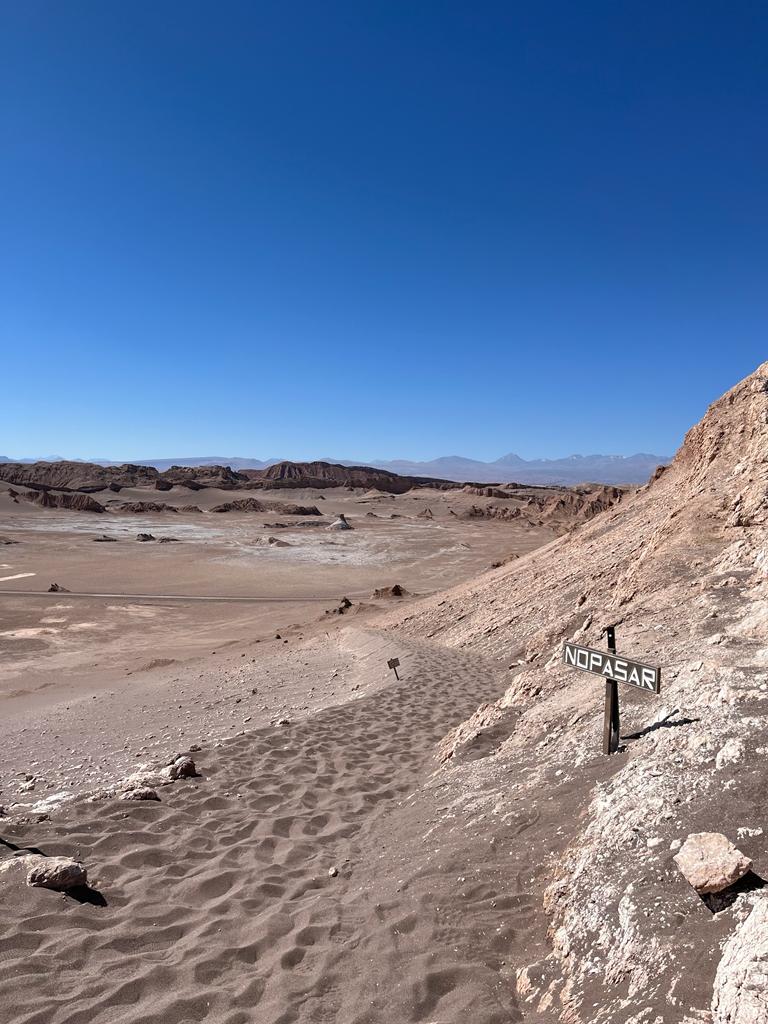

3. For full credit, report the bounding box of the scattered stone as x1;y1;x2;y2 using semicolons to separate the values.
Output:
254;535;291;548
47;583;70;593
0;536;19;544
136;533;155;542
27;857;87;891
674;832;753;894
92;535;118;542
120;787;160;801
328;865;339;877
276;717;290;727
158;537;181;543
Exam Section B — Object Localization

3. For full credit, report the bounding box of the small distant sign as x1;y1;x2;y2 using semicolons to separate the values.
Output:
387;657;400;671
563;642;661;694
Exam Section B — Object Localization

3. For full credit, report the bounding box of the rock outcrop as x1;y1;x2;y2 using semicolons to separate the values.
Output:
21;489;105;513
116;501;178;513
243;460;455;493
712;894;768;1024
327;514;353;531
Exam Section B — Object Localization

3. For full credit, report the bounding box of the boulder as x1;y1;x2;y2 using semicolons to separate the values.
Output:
673;832;753;894
712;895;768;1023
47;583;70;593
120;787;160;801
27;857;87;891
136;533;155;542
165;755;196;780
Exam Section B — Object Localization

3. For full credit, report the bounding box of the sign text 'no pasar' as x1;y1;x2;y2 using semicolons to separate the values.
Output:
562;642;661;694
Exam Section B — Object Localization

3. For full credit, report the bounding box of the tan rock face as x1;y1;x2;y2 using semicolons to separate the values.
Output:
712;895;768;1024
26;857;87;891
673;832;753;894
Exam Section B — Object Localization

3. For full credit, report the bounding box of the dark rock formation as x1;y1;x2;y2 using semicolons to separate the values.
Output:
22;490;105;513
243;460;456;494
117;502;179;513
211;498;322;515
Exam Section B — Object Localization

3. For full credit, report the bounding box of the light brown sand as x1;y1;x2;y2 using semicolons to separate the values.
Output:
0;484;552;711
0;484;572;1023
0;633;590;1024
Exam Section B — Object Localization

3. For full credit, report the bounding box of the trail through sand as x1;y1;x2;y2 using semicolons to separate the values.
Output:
0;634;582;1024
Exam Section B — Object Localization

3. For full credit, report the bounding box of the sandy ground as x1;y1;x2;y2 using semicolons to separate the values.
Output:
0;484;567;1023
0;630;598;1024
0;484;551;710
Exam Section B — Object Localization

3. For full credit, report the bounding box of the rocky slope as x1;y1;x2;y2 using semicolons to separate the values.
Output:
382;361;768;1022
462;484;626;534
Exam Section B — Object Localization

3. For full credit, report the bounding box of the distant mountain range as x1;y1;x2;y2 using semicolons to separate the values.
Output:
0;452;671;485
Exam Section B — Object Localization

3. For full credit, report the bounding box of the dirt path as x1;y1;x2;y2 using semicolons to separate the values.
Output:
0;633;585;1024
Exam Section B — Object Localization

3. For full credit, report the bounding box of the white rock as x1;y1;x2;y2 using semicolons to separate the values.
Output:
737;827;764;839
716;737;745;770
712;895;768;1023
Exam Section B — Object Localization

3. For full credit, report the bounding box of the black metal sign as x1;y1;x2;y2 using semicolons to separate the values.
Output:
562;642;661;693
387;657;400;680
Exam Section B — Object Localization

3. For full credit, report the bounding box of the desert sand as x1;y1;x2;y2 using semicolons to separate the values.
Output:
1;365;767;1024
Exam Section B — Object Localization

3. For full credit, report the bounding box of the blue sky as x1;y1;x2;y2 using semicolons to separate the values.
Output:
2;2;766;462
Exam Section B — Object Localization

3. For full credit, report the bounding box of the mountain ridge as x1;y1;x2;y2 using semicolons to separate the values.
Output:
0;452;670;485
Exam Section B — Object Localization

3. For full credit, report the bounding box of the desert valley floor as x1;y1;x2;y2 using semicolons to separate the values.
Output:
1;364;767;1024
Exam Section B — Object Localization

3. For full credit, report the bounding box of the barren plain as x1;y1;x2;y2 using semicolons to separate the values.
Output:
1;362;766;1024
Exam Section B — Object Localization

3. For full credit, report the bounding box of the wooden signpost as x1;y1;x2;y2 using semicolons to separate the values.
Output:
562;627;661;754
387;657;400;680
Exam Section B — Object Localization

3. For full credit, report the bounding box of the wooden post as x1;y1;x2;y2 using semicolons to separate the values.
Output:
602;626;620;754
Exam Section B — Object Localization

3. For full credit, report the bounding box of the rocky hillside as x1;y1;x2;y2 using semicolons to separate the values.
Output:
382;362;768;1023
243;460;456;493
0;461;162;493
462;484;626;534
0;459;454;495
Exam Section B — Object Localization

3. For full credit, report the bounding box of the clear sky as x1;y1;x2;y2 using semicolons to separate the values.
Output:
2;2;766;462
